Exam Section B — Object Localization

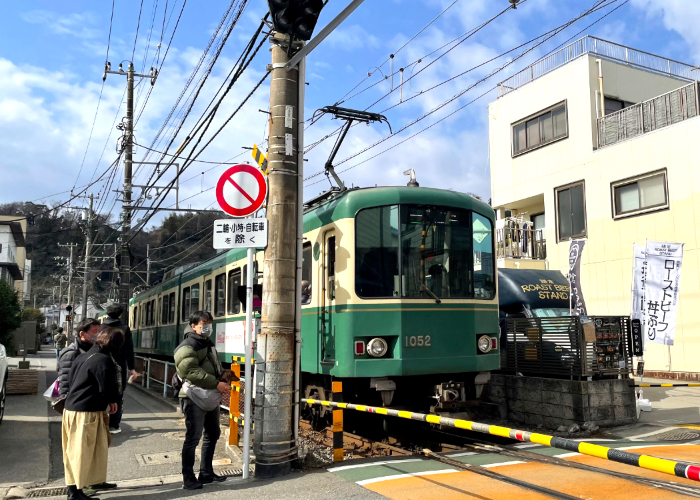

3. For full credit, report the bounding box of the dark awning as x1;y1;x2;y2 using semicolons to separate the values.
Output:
498;268;570;310
0;262;23;280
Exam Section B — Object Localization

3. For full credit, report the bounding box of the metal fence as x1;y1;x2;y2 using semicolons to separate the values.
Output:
597;82;699;148
498;36;699;98
134;355;176;397
500;316;632;379
496;227;546;260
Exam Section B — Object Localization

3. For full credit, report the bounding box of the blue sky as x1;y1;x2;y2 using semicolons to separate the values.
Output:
0;0;698;226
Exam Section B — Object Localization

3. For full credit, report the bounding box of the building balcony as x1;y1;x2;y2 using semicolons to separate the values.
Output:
496;228;546;270
596;82;699;148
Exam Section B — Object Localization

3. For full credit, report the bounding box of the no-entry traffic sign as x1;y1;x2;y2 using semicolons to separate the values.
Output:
215;164;267;217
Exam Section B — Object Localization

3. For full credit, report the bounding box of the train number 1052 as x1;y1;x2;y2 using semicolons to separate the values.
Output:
404;335;431;347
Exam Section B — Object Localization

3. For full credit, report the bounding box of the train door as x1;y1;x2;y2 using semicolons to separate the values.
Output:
321;230;336;363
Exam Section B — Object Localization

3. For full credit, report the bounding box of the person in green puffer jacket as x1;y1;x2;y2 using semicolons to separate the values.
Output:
174;311;228;490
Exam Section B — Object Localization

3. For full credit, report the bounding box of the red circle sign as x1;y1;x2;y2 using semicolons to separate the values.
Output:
215;164;267;217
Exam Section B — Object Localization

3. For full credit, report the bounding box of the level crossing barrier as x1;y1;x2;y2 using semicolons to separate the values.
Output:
634;383;700;388
134;356;176;397
229;356;255;445
304;398;700;482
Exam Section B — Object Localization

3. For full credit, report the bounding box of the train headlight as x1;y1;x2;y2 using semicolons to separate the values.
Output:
367;338;388;358
477;335;493;353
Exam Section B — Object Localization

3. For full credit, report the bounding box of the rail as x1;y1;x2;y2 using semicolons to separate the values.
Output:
501;316;632;379
304;398;700;482
597;82;699;148
134;355;176;397
498;36;699;98
496;227;545;260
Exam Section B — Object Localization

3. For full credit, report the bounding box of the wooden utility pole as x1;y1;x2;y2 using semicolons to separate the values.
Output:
254;33;300;479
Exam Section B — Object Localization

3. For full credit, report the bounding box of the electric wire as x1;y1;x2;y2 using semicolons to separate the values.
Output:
132;0;145;62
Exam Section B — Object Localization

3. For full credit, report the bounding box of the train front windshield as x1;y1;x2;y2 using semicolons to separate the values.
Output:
355;205;496;299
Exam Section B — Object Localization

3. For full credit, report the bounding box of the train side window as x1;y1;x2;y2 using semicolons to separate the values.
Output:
168;292;176;324
227;269;241;314
355;206;399;298
133;306;138;328
158;298;162;325
215;274;226;316
204;280;212;312
182;287;191;322
191;284;200;314
161;295;169;324
472;212;496;300
302;242;312;305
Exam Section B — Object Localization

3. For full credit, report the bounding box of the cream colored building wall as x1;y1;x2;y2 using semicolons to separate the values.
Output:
489;54;700;372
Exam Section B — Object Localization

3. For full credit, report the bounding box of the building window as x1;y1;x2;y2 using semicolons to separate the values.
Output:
512;102;567;156
604;97;634;116
555;182;586;241
611;170;668;219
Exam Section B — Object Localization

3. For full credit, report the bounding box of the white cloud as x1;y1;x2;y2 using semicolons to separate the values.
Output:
630;0;700;63
20;10;100;39
326;25;381;51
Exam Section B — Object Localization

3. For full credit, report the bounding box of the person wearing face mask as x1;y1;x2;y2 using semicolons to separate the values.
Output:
62;327;123;500
174;310;228;490
58;319;101;397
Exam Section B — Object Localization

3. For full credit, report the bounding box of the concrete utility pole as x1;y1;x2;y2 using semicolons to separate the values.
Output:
81;193;94;321
104;61;157;322
58;243;78;334
255;33;300;479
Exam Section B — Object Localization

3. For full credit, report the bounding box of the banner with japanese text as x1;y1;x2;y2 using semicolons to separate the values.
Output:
644;241;684;346
630;244;647;322
568;240;587;316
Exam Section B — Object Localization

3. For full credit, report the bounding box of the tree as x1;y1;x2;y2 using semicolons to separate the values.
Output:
0;280;22;355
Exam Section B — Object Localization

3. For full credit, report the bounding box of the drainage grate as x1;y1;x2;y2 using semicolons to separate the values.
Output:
27;488;68;498
217;467;255;477
656;430;700;441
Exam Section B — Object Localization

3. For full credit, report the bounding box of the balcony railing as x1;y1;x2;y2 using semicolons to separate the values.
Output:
498;36;699;98
496;227;546;260
597;82;699;148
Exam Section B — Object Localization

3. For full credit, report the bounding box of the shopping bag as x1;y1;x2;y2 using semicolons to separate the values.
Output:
43;377;60;402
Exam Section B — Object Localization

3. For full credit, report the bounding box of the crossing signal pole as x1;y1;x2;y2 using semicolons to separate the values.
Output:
104;61;158;320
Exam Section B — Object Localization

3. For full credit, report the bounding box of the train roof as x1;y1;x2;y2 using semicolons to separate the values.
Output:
303;186;494;233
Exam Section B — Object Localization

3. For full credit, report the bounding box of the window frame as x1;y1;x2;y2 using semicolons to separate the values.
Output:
554;180;587;242
214;273;226;317
354;204;496;301
511;100;568;157
610;169;669;220
182;287;191;323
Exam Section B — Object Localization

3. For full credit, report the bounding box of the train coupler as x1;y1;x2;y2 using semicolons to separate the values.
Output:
431;381;466;412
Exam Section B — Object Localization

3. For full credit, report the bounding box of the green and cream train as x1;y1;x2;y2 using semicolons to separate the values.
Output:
128;186;499;412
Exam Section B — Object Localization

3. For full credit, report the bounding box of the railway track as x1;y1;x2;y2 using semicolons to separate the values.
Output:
301;419;700;498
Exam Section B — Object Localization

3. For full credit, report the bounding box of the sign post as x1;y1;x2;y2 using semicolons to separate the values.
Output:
214;165;268;480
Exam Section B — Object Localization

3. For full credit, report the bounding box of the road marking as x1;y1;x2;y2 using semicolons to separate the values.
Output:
445;451;477;457
357;469;459;485
327;458;424;472
627;427;678;440
482;460;527;468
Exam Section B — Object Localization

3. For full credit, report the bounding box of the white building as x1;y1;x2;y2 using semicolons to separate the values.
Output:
0;219;26;289
488;36;700;377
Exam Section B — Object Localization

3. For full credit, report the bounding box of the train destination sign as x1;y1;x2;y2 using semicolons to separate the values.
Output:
213;218;268;249
215;164;267;217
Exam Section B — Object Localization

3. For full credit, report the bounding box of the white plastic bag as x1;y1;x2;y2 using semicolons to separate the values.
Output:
43;377;60;402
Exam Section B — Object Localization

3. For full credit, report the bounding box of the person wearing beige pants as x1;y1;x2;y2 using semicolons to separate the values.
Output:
62;328;123;500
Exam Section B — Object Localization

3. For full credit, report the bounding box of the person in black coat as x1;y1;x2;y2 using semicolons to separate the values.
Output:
58;319;101;397
100;304;137;434
62;327;123;500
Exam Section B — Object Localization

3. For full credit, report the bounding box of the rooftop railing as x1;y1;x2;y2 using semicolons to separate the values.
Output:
498;36;699;98
496;227;546;260
597;82;699;148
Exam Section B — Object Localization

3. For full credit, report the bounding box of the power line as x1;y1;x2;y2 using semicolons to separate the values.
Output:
307;0;625;185
132;0;145;62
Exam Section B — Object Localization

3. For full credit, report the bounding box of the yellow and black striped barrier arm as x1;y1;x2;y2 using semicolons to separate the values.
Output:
635;383;700;387
332;381;343;463
232;356;255;364
303;399;700;482
252;144;268;175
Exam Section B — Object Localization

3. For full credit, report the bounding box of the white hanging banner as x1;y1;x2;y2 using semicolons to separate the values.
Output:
643;240;684;346
630;244;647;323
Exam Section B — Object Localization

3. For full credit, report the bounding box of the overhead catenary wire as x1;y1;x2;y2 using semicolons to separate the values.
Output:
305;0;621;183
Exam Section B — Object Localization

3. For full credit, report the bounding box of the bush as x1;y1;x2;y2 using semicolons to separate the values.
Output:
0;280;22;355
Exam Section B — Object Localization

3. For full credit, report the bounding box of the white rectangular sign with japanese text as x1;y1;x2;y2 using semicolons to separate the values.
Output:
212;218;267;249
643;240;684;346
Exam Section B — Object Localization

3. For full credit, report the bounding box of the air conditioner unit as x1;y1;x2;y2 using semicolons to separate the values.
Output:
505;210;513;218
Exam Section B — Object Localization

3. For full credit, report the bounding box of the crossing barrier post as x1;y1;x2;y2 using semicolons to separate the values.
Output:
229;359;241;446
332;381;343;462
